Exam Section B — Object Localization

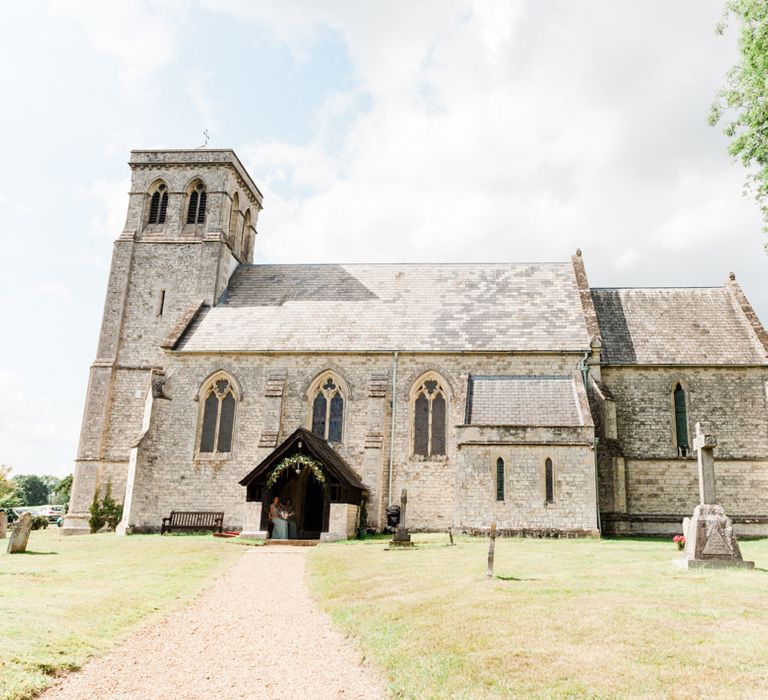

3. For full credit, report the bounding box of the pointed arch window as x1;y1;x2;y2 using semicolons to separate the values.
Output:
311;376;344;443
229;192;240;241
198;376;237;454
148;183;168;224
545;458;554;503
496;457;505;501
186;181;207;224
412;376;447;457
674;383;689;457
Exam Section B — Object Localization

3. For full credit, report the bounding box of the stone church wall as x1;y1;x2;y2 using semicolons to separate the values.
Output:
600;366;768;535
122;351;592;532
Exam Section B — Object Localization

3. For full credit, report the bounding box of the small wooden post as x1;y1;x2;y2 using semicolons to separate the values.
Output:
486;521;497;578
448;526;454;546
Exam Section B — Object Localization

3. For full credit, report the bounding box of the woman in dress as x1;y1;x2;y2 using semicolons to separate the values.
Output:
267;496;279;538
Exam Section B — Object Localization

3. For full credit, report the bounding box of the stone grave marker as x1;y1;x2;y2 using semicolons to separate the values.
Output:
7;511;33;554
680;422;754;569
390;489;413;548
0;511;7;539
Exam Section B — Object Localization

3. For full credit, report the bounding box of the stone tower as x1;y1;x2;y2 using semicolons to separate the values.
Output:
63;150;263;533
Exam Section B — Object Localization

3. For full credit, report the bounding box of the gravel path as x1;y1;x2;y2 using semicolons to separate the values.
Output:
40;546;387;700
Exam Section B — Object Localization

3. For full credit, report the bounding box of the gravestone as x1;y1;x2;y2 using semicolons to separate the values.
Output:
680;423;754;569
7;512;32;554
0;511;6;539
390;489;413;548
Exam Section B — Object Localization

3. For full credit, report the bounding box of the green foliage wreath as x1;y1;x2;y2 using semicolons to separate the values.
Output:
266;454;326;489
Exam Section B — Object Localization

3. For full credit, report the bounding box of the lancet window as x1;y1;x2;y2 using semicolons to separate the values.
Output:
674;383;689;457
545;458;554;503
496;457;505;501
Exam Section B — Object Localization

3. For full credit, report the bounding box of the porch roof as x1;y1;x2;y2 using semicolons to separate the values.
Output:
239;427;368;493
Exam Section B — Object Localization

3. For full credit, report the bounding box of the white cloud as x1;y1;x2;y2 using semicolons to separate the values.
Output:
47;0;185;83
79;178;130;239
38;284;71;299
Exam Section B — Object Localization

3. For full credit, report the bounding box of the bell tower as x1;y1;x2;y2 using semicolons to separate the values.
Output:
63;149;263;533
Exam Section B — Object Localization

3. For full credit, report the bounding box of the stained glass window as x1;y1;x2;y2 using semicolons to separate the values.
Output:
311;375;345;443
496;458;505;501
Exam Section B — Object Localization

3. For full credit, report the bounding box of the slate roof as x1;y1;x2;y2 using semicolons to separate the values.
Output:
591;287;768;365
466;375;586;427
239;427;367;493
176;263;590;353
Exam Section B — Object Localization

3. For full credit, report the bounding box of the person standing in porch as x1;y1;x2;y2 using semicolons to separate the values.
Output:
268;496;279;538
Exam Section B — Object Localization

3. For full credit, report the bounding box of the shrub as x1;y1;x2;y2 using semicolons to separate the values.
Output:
89;488;105;533
89;481;123;533
31;515;48;531
101;481;123;531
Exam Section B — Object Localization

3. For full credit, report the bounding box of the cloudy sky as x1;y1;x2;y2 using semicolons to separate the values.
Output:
1;1;765;477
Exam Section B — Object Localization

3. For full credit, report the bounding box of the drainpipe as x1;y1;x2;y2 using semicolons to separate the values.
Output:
388;351;398;506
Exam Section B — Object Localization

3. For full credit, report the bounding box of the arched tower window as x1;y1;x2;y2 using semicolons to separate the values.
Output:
545;458;554;503
412;374;447;457
674;383;689;457
148;182;169;224
186;181;207;224
496;457;505;501
198;374;239;454
229;192;240;241
241;209;251;258
310;373;345;443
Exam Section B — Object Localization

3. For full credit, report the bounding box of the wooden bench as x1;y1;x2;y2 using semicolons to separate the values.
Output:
161;511;224;534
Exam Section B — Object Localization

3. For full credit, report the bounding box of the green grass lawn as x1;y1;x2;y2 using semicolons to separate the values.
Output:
308;535;768;699
0;528;246;700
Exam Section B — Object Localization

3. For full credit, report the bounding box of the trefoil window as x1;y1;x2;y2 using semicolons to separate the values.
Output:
413;377;446;457
312;376;344;443
199;378;237;454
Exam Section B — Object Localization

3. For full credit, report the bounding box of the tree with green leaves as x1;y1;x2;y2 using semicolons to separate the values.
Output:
12;474;50;506
0;465;22;513
52;474;73;506
710;0;768;248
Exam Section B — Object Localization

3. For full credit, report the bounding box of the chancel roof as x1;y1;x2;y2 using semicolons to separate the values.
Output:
591;287;768;366
466;375;588;427
176;263;590;353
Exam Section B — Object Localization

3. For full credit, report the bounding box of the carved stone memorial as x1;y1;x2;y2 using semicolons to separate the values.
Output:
390;489;413;548
7;511;33;554
0;511;6;539
681;423;754;569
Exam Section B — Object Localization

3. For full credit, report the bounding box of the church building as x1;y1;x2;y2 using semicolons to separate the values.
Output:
62;149;768;539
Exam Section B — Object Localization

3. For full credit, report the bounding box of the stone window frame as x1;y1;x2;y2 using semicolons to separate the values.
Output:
495;456;505;502
306;370;349;446
408;371;450;461
194;370;242;460
229;191;241;244
184;177;207;226
543;457;555;505
670;377;692;458
145;179;169;227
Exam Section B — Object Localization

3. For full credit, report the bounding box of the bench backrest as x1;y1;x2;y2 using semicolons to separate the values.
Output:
169;511;224;527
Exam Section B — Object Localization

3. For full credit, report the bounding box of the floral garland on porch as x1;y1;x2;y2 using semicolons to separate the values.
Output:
266;453;326;489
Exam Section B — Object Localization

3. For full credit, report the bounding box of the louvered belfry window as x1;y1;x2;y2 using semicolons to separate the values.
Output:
311;376;344;443
674;383;689;457
148;183;168;224
186;182;207;224
413;378;446;457
199;378;236;454
496;458;505;501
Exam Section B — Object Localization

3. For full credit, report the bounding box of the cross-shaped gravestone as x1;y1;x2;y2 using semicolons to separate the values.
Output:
679;422;754;569
693;422;717;505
